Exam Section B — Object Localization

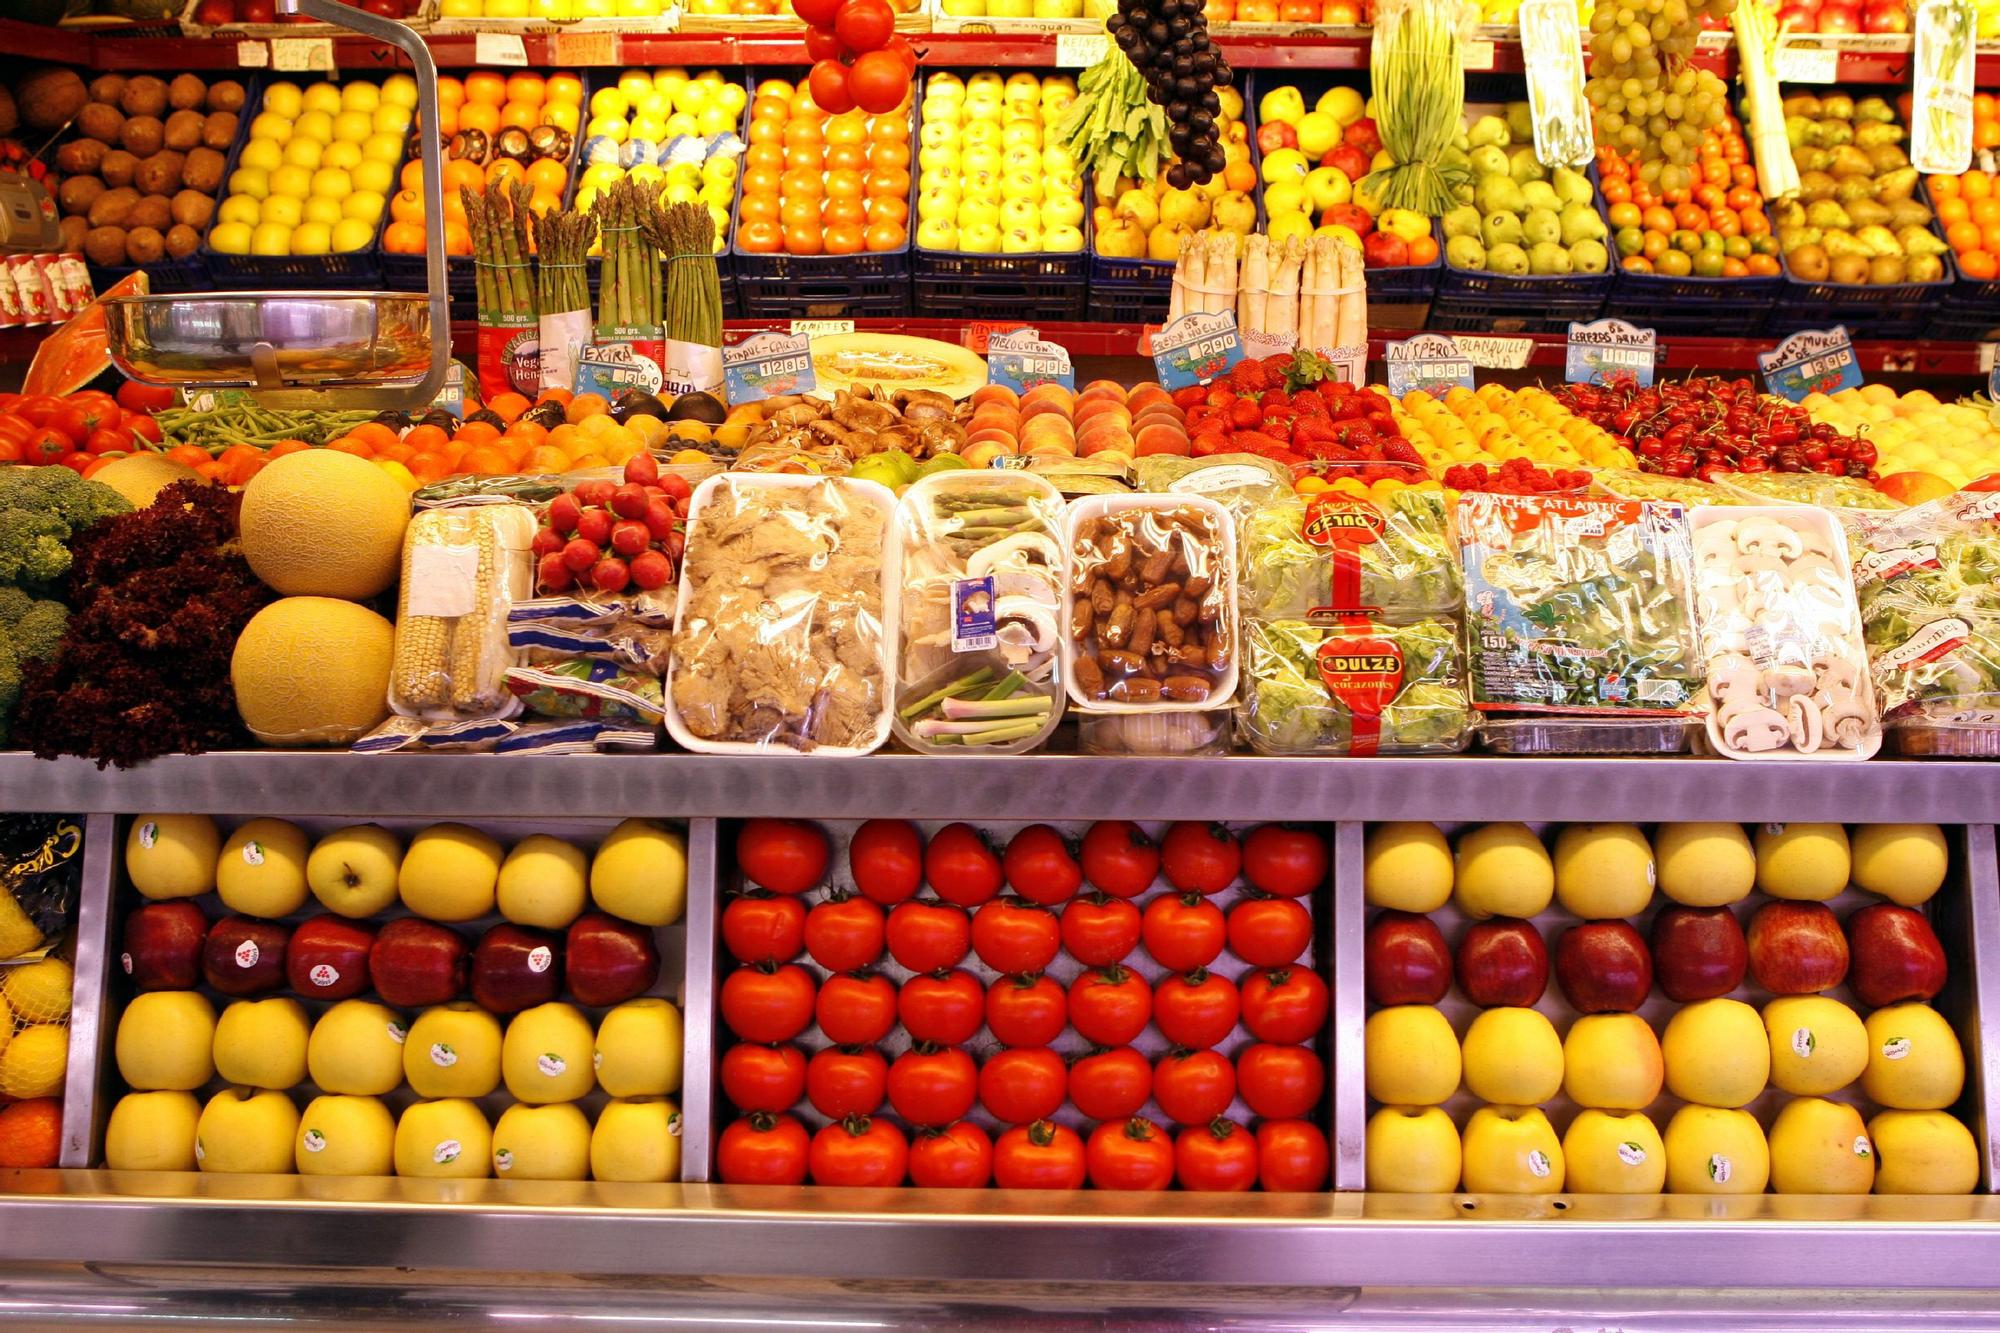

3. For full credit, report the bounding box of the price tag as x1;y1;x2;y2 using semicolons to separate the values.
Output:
575;341;667;399
271;37;334;73
724;330;816;404
1451;334;1534;370
552;31;617;64
963;320;1029;354
235;40;268;68
987;328;1075;393
1519;0;1594;168
1565;318;1658;387
1150;310;1244;389
1774;42;1840;82
1384;332;1475;396
1462;39;1496;71
790;318;854;337
1056;33;1109;67
1912;0;1976;175
430;361;467;419
1758;326;1863;401
475;32;530;66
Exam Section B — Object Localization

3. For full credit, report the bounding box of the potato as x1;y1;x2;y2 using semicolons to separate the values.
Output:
169;189;214;230
164;108;204;152
88;75;128;107
83;225;128;268
119;76;168;119
164;223;199;260
99;150;138;188
181;147;225;195
57;175;105;218
127;195;172;232
77;102;125;147
125;226;166;265
120;115;164;158
201;111;238;151
168;74;207;112
57;216;88;253
18;68;86;132
87;187;139;228
134;151;185;197
55;138;107;177
206;80;246;114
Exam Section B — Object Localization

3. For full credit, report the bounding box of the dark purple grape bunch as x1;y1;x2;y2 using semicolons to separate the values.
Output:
1108;0;1233;187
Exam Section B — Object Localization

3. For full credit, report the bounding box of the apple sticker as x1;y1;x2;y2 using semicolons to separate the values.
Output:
1526;1150;1551;1178
528;947;553;974
1792;1027;1815;1057
387;1022;407;1045
242;841;265;866
668;1112;682;1137
431;1043;457;1068
1883;1036;1911;1060
302;1129;327;1154
120;952;132;975
1708;1154;1731;1184
234;939;260;969
433;1139;461;1165
1853;1135;1873;1158
538;1053;566;1077
1616;1141;1646;1166
309;964;340;988
138;822;157;850
495;1148;514;1173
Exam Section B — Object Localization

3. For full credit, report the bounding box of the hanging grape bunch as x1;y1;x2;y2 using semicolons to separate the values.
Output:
1107;0;1234;186
1585;0;1737;177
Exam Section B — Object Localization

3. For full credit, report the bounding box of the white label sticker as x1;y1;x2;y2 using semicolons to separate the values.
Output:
433;1138;462;1165
241;841;264;866
594;1050;603;1070
302;1128;326;1153
1765;823;1786;837
194;1138;205;1162
1709;1154;1732;1184
474;32;529;66
270;37;333;72
495;1147;515;1172
1526;1149;1552;1178
234;939;260;969
790;319;854;338
235;40;268;68
430;1042;458;1068
668;1111;683;1137
1451;334;1535;370
138;821;157;849
538;1053;566;1077
1463;39;1496;70
1884;1036;1912;1060
309;964;339;988
387;1022;407;1045
1055;32;1109;66
1617;1141;1647;1166
120;952;132;974
1854;1135;1873;1158
1774;42;1840;83
527;946;554;974
407;544;482;619
1793;1027;1816;1058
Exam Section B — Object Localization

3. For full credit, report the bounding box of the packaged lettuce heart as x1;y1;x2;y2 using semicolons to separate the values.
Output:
1238;615;1470;756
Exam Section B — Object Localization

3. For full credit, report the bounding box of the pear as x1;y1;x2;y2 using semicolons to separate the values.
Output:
1211;190;1256;234
1569;238;1610;273
1552;165;1594;207
1522;208;1562;246
1520;180;1561;212
1438;144;1471;172
1876;166;1918;201
1481;210;1524;248
1527;241;1572;275
1505;100;1535;144
1855;224;1901;257
1445;235;1487;270
1442;204;1481;239
1467;144;1509;180
1805;199;1852;230
1488;242;1529;276
1508;146;1548;183
1158;186;1210;230
1474;174;1525;217
1560;203;1606;246
1467;113;1510;148
1114;188;1160;233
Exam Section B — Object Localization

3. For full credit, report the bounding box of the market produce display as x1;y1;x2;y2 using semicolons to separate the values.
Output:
573;68;743;254
1076;54;1248;258
1441;105;1610;278
915;72;1085;256
1602;105;1782;278
736;76;911;257
1770;92;1943;288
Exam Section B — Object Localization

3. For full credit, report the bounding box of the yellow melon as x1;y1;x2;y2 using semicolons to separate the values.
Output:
92;454;205;508
238;450;409;599
231;597;393;746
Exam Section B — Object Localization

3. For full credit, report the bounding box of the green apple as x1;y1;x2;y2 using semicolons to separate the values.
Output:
404;1002;502;1099
307;1000;408;1097
1662;998;1768;1109
295;1094;395;1176
105;1091;200;1171
400;823;502;923
1461;1007;1562;1106
1851;824;1948;907
503;1002;596;1104
197;1088;299;1174
1552;823;1654;919
591;1097;681;1183
1764;994;1867;1096
595;998;683;1098
1364;1005;1460;1107
493;1102;592;1180
1453;823;1553;920
213;997;310;1090
1769;1095;1875;1194
1862;1002;1964;1110
306;827;402;919
1562;1109;1665;1194
126;814;220;900
217;818;310;919
589;820;686;927
394;1098;491;1179
1562;1012;1662;1111
1755;823;1850;901
1460;1105;1563;1194
1655;822;1754;906
1364;822;1453;912
1365;1105;1460;1191
497;835;589;930
1663;1104;1768;1194
1869;1109;1978;1194
117;990;216;1091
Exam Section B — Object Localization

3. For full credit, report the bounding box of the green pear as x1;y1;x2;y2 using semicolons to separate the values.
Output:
1445;235;1487;270
1522;207;1562;246
1569;239;1610;273
1560;203;1606;245
1506;101;1536;144
1528;241;1572;275
1468;114;1510;148
1509;146;1548;183
1442;204;1482;239
1474;174;1524;216
1481;210;1524;248
1553;166;1594;207
1521;180;1561;212
1488;242;1530;275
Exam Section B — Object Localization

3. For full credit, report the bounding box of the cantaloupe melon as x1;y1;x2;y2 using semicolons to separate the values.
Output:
231;597;393;747
238;450;409;599
92;454;204;508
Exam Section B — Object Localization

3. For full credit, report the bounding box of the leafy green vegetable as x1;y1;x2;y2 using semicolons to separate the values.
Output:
1244;490;1460;618
1850;492;2000;718
1238;616;1470;754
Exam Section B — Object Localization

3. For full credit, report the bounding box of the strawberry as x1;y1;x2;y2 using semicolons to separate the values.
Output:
1292;393;1329;418
1383;438;1424;467
1230;358;1272;393
1172;385;1209;410
1205;385;1238;408
1229;399;1263;429
1293;417;1339;448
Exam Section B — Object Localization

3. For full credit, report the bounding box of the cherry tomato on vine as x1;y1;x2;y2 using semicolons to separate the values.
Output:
848;819;923;905
984;973;1065;1048
719;1112;810;1185
815;972;897;1046
1237;1044;1324;1119
1080;820;1159;898
809;1115;907;1187
886;900;971;973
1086;1117;1174;1191
909;1120;992;1189
1160;823;1240;895
1256;1118;1330;1192
978;1047;1066;1124
1242;825;1327;898
720;1042;806;1113
1141;894;1226;972
993;1119;1085;1189
1227;897;1313;968
1068;1045;1152;1122
806;1045;887;1118
720;963;816;1043
1060;893;1141;967
1153;1049;1236;1126
737;820;829;895
971;897;1061;974
804;895;886;973
925;823;1003;907
1175;1117;1259;1192
1152;968;1240;1050
897;968;982;1046
722;894;806;965
1002;824;1082;906
1240;968;1329;1045
887;1044;978;1127
1067;965;1151;1046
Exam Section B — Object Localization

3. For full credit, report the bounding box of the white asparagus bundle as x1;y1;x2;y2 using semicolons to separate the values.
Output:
1168;230;1193;322
1208;231;1240;314
1335;242;1366;350
1239;233;1268;334
1269;236;1303;344
1298;238;1320;353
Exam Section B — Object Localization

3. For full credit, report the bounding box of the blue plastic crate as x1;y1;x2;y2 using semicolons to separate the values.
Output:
381;252;477;310
92;252;209;296
1609;265;1780;335
1425;296;1609;334
1089;267;1173;324
1927;246;2000;340
1770;272;1951;341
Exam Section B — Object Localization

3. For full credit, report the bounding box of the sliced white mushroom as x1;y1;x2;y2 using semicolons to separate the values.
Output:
1736;518;1805;560
1788;693;1824;753
1709;656;1763;707
1786;552;1844;586
1794;526;1837;560
1723;704;1793;753
992;594;1058;667
1735;554;1791;577
967;533;1061;578
1821;691;1875;750
1694;522;1740;559
1813;654;1866;700
989;568;1060;609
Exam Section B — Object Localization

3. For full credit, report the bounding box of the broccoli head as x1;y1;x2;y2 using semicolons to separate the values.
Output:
0;509;77;586
0;468;131;532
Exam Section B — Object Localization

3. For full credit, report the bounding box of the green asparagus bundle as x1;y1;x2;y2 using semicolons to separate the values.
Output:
656;201;721;348
590;179;662;334
466;183;535;322
532;206;596;318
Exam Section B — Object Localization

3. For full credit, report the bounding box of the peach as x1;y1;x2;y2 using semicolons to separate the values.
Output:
961;440;1016;468
1025;440;1076;458
1125;384;1173;413
964;428;1019;450
1020;418;1076;451
969;384;1020;410
1080;379;1128;400
1077;425;1133;456
1133;399;1185;423
1132;408;1188;433
1020;383;1076;413
1019;397;1073;425
1134;424;1192;457
970;405;1021;429
1073;400;1132;430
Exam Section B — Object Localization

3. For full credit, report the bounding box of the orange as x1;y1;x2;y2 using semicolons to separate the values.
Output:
789;88;821;119
522;444;571;473
166;444;211;469
785;221;825;254
864;220;905;251
406;423;452;453
526;157;568;196
327;434;376;459
1974;198;2000;227
825;113;868;145
1931;173;1962;198
748;118;784;146
0;1099;62;1169
465;71;507;107
1962;250;1999;280
375;440;414;465
437;76;466;108
1224;159;1255;193
1937;196;1971;228
538;387;573;407
453;420;501;448
460;446;514;476
783;119;824;148
741;193;781;223
780;196;822;229
459;102;501;137
383;220;424;254
390;189;425;226
407;452;454;485
443;191;469;229
740;219;783;252
869;114;909;142
1949;220;1983;252
1962;171;1993;201
785;143;826;172
751;95;791;122
780;167;826;198
506;73;546;106
486;158;527;193
826;168;865;199
825;222;866;254
547;422;583;453
500;102;540;131
1408;234;1439;265
871;141;911;171
567;393;610;424
746;143;785;172
867;195;908;228
401;158;426;192
823;196;867;228
266;438;311;459
546;72;585;106
742;166;782;196
527;189;561;217
541;101;580;135
1745;254;1781;277
1981;224;2000;255
865;167;910;199
443;220;473;256
505;420;548;448
443;158;486;197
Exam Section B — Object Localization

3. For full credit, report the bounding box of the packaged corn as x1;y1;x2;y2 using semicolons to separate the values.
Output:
390;505;538;720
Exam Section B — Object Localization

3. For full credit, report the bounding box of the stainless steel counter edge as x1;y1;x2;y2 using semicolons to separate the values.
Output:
7;752;2000;821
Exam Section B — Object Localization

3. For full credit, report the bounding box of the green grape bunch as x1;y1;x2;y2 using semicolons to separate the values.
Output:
1584;0;1737;175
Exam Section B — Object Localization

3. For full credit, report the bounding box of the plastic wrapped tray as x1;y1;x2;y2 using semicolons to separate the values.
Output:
1237;615;1472;756
1076;709;1231;755
1478;713;1695;755
1887;720;2000;757
1240;460;1462;620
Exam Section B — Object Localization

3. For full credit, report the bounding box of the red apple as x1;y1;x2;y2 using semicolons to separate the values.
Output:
286;915;376;1001
1816;1;1861;30
1555;921;1654;1013
1747;901;1850;995
1650;905;1748;1003
1342;117;1381;157
202;916;289;997
1362;231;1409;268
1320;200;1373;236
1862;0;1910;30
239;0;277;19
1364;909;1452;1006
1255;121;1299;155
1846;903;1947;1008
370;918;469;1008
1455;919;1548;1008
471;923;563;1014
121;900;209;992
566;912;661;1007
194;0;235;22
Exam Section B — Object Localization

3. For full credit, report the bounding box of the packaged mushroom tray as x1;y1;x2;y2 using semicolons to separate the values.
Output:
893;471;1067;754
664;474;897;756
1690;507;1881;761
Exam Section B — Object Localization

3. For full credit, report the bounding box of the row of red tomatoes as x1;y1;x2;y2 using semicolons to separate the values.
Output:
719;1111;1331;1192
0;383;172;473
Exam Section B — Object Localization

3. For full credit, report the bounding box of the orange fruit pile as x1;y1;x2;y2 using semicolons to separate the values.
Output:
1602;108;1781;279
1930;166;2000;282
737;78;912;257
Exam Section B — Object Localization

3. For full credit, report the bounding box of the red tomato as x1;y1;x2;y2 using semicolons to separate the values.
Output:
1141;894;1226;972
978;1047;1066;1124
1969;473;2000;492
805;895;886;972
0;435;20;464
720;963;816;1043
737;819;829;894
1160;823;1241;895
847;47;908;114
1257;1118;1330;1191
1080;820;1159;898
85;425;135;455
985;973;1065;1047
24;428;71;465
68;390;117;422
1002;824;1082;906
720;1042;807;1113
719;1112;810;1184
849;819;923;904
1086;1117;1174;1191
897;968;983;1046
833;0;895;51
1175;1117;1259;1192
116;379;177;414
793;0;841;23
803;25;849;63
1059;893;1141;966
0;415;33;445
1227;897;1313;968
1067;965;1151;1046
1068;1045;1152;1122
970;897;1061;974
57;452;91;474
815;971;897;1046
909;1121;992;1188
807;1045;888;1118
1240;968;1329;1044
1242;825;1328;898
0;393;17;413
1236;1044;1324;1119
924;822;1003;907
14;396;65;428
809;1115;908;1187
722;894;806;964
881;31;917;73
808;58;855;116
126;415;162;444
1153;1049;1236;1125
48;405;95;445
992;1119;1086;1189
886;900;971;972
1152;968;1241;1050
887;1044;977;1126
